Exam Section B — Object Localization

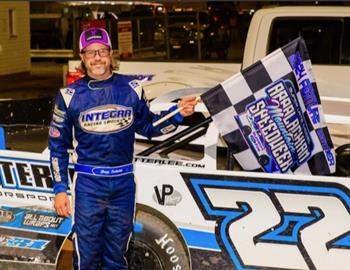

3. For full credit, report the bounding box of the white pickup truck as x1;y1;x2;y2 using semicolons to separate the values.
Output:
1;5;350;270
65;6;350;119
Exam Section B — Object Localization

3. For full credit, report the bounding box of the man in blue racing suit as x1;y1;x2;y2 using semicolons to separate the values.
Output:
49;27;197;270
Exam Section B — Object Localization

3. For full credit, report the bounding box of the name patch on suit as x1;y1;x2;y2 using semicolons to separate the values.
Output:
79;104;133;134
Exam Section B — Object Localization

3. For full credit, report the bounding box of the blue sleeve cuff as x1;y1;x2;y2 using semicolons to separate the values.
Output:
170;104;184;123
53;183;68;194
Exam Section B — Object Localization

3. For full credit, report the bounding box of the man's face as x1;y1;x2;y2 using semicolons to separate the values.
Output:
80;43;112;80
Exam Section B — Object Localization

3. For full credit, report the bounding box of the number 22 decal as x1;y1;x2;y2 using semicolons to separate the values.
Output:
185;175;350;270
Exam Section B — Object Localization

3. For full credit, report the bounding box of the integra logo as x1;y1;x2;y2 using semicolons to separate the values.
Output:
79;104;133;134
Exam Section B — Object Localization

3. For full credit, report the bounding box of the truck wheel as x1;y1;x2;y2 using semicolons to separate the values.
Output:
127;208;190;270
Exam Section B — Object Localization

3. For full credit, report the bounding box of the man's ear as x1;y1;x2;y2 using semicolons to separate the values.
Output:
79;53;84;61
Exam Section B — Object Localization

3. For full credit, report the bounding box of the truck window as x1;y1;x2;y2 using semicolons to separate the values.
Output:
268;18;344;65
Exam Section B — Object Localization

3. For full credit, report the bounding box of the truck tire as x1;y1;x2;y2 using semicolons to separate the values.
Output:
127;207;191;270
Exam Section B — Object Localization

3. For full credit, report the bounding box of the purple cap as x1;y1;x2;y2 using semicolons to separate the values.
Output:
79;27;112;52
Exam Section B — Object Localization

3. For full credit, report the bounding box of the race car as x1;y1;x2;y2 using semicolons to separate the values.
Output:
0;89;349;270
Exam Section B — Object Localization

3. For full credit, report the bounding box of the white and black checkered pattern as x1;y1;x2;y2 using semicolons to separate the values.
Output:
115;117;132;128
201;37;335;175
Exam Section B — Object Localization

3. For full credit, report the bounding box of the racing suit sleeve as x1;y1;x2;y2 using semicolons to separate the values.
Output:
48;91;73;194
134;89;183;139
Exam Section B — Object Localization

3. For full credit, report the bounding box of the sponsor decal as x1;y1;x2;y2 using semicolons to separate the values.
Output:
23;212;64;229
85;28;103;41
0;191;55;202
0;157;74;193
155;234;182;269
129;80;142;90
49;126;61;138
63;87;75;96
129;78;152;104
160;124;176;134
288;52;335;168
134;157;205;169
51;157;61;182
50;121;63;128
54;105;66;117
0;234;49;250
129;79;144;100
130;74;155;82
79;104;133;134
184;173;350;270
236;80;313;173
317;129;335;166
0;208;15;223
0;206;71;236
52;113;65;123
153;184;182;206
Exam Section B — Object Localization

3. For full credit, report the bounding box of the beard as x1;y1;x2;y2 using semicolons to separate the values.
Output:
87;60;111;79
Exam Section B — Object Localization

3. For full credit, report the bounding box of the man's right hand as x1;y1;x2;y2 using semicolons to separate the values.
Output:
54;192;71;217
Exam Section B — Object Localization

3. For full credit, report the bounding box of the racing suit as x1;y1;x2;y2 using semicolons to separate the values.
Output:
49;74;183;270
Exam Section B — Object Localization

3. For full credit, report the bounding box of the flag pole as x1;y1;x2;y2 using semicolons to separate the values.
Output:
152;97;201;127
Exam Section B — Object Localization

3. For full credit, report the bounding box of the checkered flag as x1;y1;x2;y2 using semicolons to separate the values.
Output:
201;37;335;175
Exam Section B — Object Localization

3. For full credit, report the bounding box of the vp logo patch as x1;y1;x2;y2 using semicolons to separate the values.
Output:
153;184;182;206
182;173;350;270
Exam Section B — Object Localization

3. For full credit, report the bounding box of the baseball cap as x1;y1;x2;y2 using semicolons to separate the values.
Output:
79;27;112;52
